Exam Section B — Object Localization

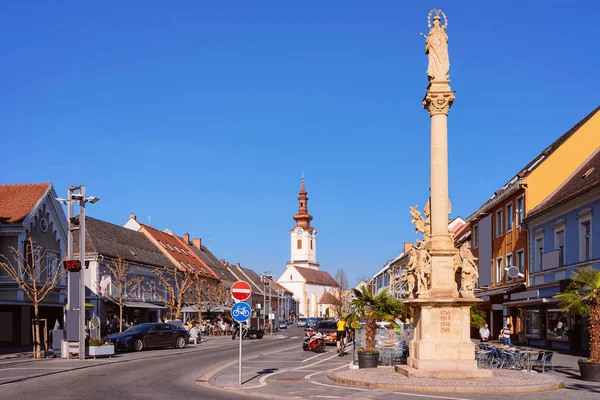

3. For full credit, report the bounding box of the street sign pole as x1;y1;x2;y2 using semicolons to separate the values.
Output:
239;318;242;386
230;281;251;387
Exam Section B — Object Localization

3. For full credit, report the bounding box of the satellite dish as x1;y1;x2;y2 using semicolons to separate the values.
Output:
505;266;524;279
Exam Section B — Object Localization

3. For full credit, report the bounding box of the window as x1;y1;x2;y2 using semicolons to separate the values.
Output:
496;210;503;237
516;196;524;226
546;310;570;341
496;257;503;283
506;203;513;232
578;211;592;262
525;309;541;338
149;280;156;299
554;226;565;267
516;249;525;276
46;253;58;280
297;239;302;250
290;274;293;281
505;253;513;282
310;240;313;250
473;224;479;248
534;233;544;273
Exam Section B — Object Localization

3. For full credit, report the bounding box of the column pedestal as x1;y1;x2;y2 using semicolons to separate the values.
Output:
396;298;492;379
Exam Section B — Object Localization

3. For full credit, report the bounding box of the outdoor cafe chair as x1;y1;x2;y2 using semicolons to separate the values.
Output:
531;351;555;372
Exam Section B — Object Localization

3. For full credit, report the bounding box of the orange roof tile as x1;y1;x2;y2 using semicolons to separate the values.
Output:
0;183;51;224
139;223;217;280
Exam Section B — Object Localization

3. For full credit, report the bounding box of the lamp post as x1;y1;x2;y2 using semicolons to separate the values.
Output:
57;186;99;360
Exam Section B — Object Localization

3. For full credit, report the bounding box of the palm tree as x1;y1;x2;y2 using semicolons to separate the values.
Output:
554;267;600;362
346;287;404;352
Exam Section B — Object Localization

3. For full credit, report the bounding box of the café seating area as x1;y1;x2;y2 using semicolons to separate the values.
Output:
476;342;555;373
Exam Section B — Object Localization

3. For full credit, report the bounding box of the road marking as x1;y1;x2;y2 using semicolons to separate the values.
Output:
290;336;300;339
393;393;472;400
0;367;67;371
302;352;327;362
295;352;341;370
311;396;341;399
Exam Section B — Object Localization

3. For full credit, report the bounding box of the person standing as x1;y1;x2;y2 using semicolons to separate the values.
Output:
479;323;490;342
500;324;512;346
336;319;347;356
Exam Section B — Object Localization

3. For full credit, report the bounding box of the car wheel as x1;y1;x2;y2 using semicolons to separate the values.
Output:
133;339;144;351
175;336;186;349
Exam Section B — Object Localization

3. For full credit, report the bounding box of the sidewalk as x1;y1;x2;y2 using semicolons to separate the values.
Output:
0;335;235;385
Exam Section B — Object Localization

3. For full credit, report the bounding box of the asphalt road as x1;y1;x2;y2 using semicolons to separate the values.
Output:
1;328;300;400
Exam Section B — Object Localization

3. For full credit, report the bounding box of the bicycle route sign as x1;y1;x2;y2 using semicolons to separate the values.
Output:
231;280;252;301
231;302;252;323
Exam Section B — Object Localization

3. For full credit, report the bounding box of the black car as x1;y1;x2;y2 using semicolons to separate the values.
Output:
104;323;189;352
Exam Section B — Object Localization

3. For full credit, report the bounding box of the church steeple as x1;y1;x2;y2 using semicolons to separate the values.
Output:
293;175;313;230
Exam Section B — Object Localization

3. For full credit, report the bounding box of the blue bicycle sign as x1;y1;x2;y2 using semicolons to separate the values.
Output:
231;302;252;323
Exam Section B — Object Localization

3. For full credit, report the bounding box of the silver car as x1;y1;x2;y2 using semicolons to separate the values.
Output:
297;318;307;327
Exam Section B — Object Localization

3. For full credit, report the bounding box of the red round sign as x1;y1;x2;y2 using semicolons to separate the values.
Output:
231;280;252;301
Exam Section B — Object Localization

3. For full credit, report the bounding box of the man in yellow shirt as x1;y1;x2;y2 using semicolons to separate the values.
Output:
336;319;346;356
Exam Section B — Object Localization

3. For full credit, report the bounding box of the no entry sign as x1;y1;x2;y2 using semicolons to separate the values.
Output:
231;280;252;302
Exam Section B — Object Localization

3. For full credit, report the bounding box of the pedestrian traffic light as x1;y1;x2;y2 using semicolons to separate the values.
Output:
64;260;81;271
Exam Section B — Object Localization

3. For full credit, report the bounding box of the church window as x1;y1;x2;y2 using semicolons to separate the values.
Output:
290;274;293;280
310;240;313;250
297;239;302;249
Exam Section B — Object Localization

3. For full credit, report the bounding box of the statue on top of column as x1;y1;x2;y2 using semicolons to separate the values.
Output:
424;9;449;82
410;203;431;243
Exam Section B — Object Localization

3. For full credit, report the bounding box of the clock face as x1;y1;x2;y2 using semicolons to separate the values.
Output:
296;229;303;236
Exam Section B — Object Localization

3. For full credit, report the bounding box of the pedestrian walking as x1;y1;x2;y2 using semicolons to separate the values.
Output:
336;319;347;356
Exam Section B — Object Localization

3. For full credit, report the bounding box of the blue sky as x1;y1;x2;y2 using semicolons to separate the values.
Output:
1;1;598;284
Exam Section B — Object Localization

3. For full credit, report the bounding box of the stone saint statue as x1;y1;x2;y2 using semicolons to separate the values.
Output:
425;11;450;81
458;243;479;297
404;247;418;299
410;205;431;242
414;242;432;298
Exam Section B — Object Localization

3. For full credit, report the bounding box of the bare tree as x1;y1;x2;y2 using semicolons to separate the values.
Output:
0;238;65;358
332;268;350;317
102;257;141;333
151;266;193;320
185;276;229;321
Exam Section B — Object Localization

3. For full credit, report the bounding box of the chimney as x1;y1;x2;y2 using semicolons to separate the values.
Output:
220;259;226;266
193;238;202;249
130;213;136;221
403;242;413;254
236;262;241;268
183;233;190;244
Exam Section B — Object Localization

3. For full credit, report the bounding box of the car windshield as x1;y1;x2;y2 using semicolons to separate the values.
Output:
316;321;336;330
125;323;155;333
298;318;307;322
307;318;317;323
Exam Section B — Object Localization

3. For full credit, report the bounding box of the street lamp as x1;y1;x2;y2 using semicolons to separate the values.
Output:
57;186;99;360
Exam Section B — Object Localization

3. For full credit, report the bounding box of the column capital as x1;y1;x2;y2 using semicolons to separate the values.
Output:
423;90;455;116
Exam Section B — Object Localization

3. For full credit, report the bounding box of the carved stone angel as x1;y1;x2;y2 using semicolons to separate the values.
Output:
410;205;431;242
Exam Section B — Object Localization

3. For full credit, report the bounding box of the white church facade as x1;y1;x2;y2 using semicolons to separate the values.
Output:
277;178;338;318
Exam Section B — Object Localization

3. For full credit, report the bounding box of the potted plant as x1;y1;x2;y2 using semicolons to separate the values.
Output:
346;287;404;368
554;267;600;382
87;338;115;359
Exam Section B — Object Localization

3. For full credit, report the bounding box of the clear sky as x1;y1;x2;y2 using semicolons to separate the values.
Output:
1;1;598;284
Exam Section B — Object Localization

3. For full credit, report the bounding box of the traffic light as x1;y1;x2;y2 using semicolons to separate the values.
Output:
64;260;81;271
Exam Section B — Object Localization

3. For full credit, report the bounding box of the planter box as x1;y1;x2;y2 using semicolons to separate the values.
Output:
579;361;600;382
88;345;115;359
357;352;379;369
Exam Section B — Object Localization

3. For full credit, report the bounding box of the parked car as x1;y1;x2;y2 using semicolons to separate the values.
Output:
104;322;189;352
315;320;338;344
297;318;307;328
278;320;288;330
306;318;318;329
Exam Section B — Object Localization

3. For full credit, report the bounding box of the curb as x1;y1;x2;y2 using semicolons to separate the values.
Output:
326;374;565;393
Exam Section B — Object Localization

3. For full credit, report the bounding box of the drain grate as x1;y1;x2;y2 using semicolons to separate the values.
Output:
275;378;304;382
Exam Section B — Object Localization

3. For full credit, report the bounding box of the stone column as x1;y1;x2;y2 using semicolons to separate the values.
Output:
423;83;458;298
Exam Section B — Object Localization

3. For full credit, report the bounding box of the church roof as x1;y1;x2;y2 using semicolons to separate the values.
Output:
294;266;339;287
318;291;342;306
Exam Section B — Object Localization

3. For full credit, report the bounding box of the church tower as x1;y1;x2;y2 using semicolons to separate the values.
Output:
288;176;319;270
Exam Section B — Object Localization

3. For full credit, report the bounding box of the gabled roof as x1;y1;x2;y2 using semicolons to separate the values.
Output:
0;183;51;224
187;245;238;283
75;217;174;268
527;148;600;219
138;223;217;279
229;264;265;295
294;266;339;287
318;291;342;306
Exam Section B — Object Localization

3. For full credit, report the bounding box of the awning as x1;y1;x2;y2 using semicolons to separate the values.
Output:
125;302;165;310
475;283;525;299
1;300;65;308
64;303;95;308
503;298;559;307
181;305;232;313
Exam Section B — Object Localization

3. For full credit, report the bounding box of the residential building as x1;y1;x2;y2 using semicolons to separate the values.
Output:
76;216;173;325
518;148;600;351
0;183;67;346
467;106;600;342
278;177;338;318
